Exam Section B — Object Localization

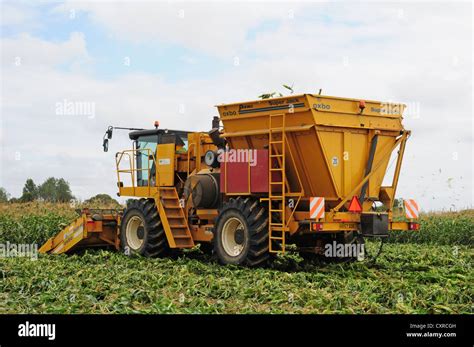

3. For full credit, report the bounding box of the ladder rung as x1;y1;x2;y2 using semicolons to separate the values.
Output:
164;205;181;209
170;224;186;228
270;223;284;226
270;140;283;144
270;168;283;171
175;242;194;247
270;181;283;184
161;196;176;200
173;235;191;239
270;237;284;240
269;195;284;199
269;209;283;212
270;154;283;157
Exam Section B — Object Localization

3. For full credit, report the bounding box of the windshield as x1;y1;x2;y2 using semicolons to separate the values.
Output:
136;135;158;185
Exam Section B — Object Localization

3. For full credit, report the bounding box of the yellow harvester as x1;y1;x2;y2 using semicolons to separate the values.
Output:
40;94;419;265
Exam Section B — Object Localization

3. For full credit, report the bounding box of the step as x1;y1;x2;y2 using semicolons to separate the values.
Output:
270;168;283;171
270;154;283;157
271;226;288;231
175;238;194;245
270;181;283;184
169;224;187;229
163;204;181;209
173;234;192;239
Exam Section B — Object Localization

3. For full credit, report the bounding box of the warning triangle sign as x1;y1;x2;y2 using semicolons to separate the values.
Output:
348;196;362;213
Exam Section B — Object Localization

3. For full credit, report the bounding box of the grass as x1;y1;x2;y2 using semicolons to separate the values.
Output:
0;202;472;314
388;210;474;246
0;244;471;314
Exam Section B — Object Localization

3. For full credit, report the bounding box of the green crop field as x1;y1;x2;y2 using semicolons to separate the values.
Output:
0;203;472;314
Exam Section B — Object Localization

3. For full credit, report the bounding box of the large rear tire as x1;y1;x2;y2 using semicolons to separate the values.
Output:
213;197;269;267
120;199;169;257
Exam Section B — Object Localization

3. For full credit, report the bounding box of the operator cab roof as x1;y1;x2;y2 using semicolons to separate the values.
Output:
129;128;190;147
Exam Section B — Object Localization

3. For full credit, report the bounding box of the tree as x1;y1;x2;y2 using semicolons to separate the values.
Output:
21;179;39;202
38;177;74;203
38;177;58;202
56;178;74;203
84;193;121;208
0;187;9;203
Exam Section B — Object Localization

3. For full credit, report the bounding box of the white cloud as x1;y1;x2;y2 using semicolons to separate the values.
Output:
0;2;38;28
1;32;90;68
53;1;305;58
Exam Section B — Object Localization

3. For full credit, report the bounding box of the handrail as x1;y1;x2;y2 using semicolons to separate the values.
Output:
187;142;195;176
115;148;158;197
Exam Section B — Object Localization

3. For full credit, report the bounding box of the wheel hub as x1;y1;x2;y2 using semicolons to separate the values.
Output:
234;229;244;244
137;226;144;240
125;215;145;250
221;217;246;257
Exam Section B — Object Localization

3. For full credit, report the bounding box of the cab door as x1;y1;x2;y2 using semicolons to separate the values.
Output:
156;143;175;186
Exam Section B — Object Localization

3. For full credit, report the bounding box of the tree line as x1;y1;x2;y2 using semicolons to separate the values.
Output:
0;177;74;203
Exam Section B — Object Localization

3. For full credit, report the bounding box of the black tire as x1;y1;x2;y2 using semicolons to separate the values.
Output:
120;198;169;257
213;197;269;267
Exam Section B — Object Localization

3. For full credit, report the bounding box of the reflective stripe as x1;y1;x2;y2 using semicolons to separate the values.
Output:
404;199;419;219
310;197;325;219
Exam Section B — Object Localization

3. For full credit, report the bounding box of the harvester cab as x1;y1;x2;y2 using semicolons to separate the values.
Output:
41;93;420;266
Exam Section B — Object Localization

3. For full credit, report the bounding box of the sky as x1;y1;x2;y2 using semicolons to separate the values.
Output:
0;0;472;211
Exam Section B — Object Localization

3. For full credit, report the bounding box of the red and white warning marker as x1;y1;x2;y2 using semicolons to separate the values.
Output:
404;199;419;219
310;197;325;219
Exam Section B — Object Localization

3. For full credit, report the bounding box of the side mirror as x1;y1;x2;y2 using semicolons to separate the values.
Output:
103;138;109;152
106;126;113;139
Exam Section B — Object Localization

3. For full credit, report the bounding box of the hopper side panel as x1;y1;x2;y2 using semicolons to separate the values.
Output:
295;131;337;199
350;133;370;197
368;135;396;198
318;131;344;198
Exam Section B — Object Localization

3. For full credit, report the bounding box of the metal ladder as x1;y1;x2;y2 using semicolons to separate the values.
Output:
157;187;194;248
268;113;287;254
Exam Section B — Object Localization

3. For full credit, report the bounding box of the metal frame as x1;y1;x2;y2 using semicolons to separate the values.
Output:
115;148;159;198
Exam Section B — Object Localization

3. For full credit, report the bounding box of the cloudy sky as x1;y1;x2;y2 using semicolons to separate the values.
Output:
0;0;472;211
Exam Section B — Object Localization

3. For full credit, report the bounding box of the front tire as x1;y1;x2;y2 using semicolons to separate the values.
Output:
120;199;169;257
213;197;269;267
